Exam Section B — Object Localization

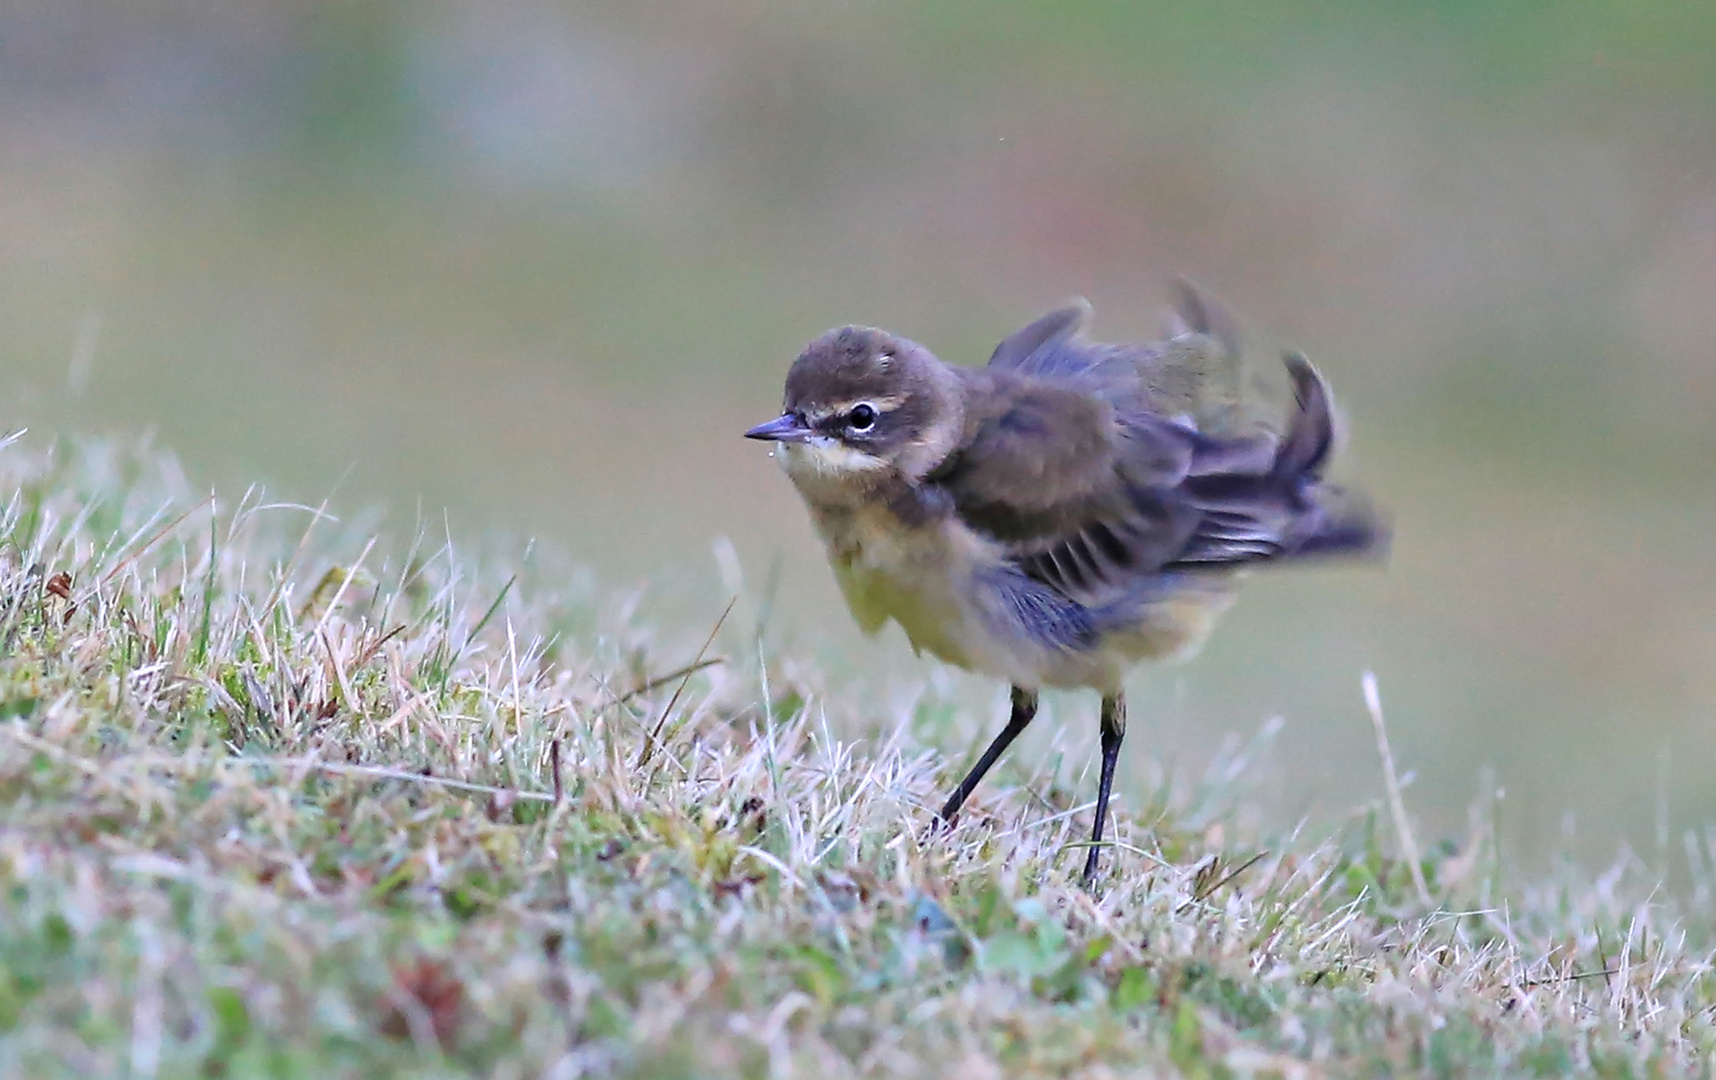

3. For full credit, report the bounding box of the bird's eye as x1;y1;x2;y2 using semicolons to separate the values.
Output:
847;403;877;431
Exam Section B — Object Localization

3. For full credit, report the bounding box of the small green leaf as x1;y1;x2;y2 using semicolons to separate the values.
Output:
40;913;72;954
1;696;39;720
983;930;1067;980
1113;965;1156;1011
1169;998;1204;1071
790;945;846;1005
208;985;252;1050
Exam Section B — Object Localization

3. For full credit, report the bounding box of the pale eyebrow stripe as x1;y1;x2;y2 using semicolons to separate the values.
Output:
804;395;905;422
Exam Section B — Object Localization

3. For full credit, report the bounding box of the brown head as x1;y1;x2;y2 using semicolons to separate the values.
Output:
744;326;965;491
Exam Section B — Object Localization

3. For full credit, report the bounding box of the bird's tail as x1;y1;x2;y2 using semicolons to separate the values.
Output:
1273;351;1389;561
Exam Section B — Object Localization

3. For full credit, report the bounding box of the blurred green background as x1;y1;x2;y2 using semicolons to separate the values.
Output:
4;0;1713;867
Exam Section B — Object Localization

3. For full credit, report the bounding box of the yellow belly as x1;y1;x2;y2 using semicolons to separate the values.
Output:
818;500;983;665
831;554;977;667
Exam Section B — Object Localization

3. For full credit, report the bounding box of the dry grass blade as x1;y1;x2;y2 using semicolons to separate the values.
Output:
1183;850;1271;909
98;493;214;586
1364;670;1432;908
618;656;727;705
635;594;736;771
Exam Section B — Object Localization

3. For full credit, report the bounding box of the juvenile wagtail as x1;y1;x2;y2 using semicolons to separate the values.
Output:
745;283;1384;884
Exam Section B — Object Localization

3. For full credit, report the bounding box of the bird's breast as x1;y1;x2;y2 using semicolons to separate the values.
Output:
801;493;996;669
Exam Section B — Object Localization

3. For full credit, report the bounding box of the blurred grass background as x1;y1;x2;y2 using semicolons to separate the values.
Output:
3;0;1713;867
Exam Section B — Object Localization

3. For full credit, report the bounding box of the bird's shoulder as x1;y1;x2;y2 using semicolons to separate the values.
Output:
933;369;1136;533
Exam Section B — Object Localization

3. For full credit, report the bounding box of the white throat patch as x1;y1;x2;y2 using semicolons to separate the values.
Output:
778;439;890;500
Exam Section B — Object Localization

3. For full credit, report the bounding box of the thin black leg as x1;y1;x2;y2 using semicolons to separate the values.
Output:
1081;693;1127;886
938;686;1038;824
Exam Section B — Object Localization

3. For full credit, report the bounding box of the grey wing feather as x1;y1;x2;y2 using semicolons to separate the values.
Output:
1166;277;1241;357
986;283;1256;434
976;566;1097;651
986;299;1091;373
986;296;1158;386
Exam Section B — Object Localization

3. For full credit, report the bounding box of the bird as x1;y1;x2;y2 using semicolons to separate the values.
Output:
744;282;1385;885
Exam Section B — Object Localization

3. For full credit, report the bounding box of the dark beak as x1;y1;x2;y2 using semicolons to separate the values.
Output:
744;413;812;443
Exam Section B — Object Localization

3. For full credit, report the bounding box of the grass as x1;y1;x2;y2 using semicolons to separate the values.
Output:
0;433;1712;1079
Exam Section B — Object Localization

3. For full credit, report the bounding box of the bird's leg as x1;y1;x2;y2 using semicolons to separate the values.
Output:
938;686;1038;825
1081;693;1127;886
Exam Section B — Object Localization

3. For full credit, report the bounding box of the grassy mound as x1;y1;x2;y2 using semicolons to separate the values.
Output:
0;434;1710;1078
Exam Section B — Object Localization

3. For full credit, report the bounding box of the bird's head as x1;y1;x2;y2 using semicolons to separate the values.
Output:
745;326;963;492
